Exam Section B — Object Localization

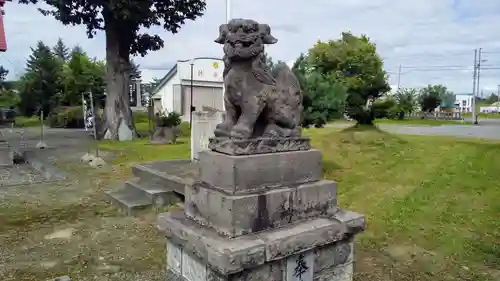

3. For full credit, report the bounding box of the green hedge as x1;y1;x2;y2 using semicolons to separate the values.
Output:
47;106;85;128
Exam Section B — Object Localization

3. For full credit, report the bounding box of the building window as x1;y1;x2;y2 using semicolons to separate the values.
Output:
462;100;466;106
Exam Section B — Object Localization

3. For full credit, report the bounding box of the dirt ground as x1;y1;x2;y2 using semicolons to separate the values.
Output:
0;158;183;281
0;128;178;281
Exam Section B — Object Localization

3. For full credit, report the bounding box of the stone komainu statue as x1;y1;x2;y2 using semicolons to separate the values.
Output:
213;19;303;139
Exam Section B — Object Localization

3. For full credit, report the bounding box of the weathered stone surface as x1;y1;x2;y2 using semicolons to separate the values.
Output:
182;249;208;281
185;180;338;237
117;120;134;141
159;211;266;275
157;209;364;275
198;149;322;194
165;239;355;281
208;137;311;155
257;211;363;262
0;148;13;167
150;126;180;145
167;241;285;281
167;240;182;274
212;19;303;141
314;239;354;275
313;262;353;281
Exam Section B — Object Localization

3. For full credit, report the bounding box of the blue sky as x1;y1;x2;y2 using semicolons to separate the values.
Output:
3;0;500;96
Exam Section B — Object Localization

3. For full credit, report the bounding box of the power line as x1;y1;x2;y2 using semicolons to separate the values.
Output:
386;67;500;75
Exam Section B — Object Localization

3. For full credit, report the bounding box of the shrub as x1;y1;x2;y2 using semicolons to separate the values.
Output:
372;98;398;119
155;111;181;128
47;106;85;128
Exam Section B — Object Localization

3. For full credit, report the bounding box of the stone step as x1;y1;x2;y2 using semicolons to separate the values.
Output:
105;187;153;216
132;162;193;197
124;179;181;207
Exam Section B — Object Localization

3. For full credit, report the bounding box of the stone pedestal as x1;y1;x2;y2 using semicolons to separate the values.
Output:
157;138;365;281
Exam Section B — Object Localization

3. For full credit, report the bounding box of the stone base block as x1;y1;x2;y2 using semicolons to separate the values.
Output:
208;137;311;156
157;209;364;277
185;180;339;238
199;149;322;194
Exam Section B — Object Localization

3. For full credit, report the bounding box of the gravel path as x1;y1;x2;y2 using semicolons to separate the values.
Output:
0;165;46;187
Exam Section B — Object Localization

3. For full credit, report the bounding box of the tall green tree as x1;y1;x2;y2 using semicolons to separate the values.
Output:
292;53;346;127
418;84;451;112
307;32;390;125
53;38;70;61
70;45;86;57
61;50;106;107
18;41;62;116
262;52;285;76
19;0;206;140
129;60;142;80
486;93;499;104
0;66;18;108
395;88;418;119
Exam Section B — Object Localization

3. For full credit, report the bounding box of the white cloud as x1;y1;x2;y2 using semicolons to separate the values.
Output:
2;0;500;96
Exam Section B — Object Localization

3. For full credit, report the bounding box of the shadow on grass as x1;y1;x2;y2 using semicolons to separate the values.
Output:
322;159;342;175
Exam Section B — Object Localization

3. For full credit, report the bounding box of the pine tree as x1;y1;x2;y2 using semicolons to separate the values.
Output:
53;38;70;61
70;45;86;57
19;41;62;116
129;60;141;80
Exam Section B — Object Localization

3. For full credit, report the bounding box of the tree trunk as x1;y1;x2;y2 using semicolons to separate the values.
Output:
99;17;137;141
355;109;375;125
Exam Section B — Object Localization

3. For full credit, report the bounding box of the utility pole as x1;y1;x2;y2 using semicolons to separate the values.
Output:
476;48;483;100
497;85;500;113
471;49;477;124
396;64;402;91
475;48;484;124
226;0;231;23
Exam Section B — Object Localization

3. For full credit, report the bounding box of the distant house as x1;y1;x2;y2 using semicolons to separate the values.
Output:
454;94;473;112
151;57;224;122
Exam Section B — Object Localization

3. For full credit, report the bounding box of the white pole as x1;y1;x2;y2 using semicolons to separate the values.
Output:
226;0;231;23
471;49;477;124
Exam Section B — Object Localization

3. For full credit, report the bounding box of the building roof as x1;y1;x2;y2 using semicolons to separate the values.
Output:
151;57;223;97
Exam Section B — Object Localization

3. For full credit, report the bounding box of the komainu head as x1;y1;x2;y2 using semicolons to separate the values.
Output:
215;19;278;60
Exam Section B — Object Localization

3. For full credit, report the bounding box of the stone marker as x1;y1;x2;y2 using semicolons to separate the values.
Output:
157;19;365;281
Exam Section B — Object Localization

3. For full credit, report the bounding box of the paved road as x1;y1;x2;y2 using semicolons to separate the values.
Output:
328;121;500;140
464;117;500;126
377;124;500;140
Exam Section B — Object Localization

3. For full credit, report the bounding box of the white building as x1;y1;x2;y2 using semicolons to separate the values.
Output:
454;94;473;112
151;57;225;122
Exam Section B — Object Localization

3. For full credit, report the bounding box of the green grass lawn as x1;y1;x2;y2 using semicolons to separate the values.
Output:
99;126;500;280
375;118;472;126
312;127;499;280
99;137;190;164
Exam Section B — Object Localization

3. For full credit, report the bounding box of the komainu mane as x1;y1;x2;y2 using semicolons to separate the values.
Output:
213;19;303;139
